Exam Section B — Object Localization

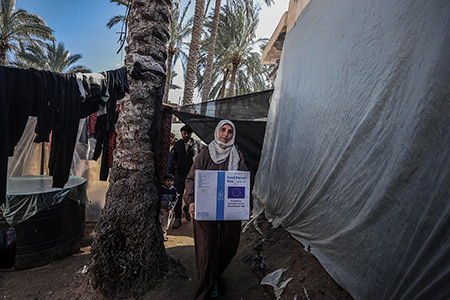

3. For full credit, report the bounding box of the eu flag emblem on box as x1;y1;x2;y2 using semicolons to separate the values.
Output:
228;186;245;198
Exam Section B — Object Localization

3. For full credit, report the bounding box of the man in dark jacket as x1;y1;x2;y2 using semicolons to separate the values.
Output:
170;125;199;228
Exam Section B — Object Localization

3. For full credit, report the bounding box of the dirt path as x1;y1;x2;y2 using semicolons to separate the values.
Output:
0;215;353;300
144;216;272;300
0;218;270;300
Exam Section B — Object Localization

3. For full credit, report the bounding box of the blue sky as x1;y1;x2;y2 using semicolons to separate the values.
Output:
17;0;128;72
16;0;289;102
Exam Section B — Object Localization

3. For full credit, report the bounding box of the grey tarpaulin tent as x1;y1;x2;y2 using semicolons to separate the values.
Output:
253;0;450;299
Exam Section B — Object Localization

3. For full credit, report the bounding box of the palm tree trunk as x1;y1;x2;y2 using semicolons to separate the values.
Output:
227;62;239;97
163;49;175;103
90;0;179;298
201;0;221;102
182;0;206;105
219;68;229;99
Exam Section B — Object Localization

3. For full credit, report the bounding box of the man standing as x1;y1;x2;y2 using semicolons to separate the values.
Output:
170;125;198;228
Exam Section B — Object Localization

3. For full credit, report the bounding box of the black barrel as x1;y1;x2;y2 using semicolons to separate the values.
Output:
0;198;85;270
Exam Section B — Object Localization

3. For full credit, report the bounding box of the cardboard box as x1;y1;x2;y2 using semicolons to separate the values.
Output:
194;170;250;221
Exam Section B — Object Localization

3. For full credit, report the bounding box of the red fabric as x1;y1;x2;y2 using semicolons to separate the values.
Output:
107;104;120;168
108;131;117;168
88;112;97;134
158;105;172;181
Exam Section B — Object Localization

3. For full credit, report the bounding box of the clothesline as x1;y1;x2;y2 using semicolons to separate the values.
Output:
1;57;168;206
1;65;129;206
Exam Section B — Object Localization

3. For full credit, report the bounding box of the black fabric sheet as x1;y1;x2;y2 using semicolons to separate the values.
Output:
177;89;272;120
171;89;273;183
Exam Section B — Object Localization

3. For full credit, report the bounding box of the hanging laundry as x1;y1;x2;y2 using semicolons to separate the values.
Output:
76;72;109;118
1;66;38;205
0;65;129;204
92;105;120;181
46;74;83;188
88;112;97;135
106;67;129;131
78;118;89;144
90;67;129;181
32;70;60;143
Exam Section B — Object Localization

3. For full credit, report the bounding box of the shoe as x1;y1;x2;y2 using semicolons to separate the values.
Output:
210;282;218;298
183;205;191;221
172;218;182;228
163;234;168;242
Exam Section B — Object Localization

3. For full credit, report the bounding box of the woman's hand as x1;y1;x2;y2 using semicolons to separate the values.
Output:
189;203;195;220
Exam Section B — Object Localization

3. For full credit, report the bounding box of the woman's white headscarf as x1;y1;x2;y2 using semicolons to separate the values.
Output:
208;120;240;170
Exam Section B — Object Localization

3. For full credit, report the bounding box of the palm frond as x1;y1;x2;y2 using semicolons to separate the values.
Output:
195;0;270;100
166;0;193;91
109;0;130;6
66;65;91;73
107;15;126;29
0;2;54;65
12;40;90;73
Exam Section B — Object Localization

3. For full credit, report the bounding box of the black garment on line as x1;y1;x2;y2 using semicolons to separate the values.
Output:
47;74;84;188
92;67;129;181
0;67;37;205
0;66;103;204
1;66;129;204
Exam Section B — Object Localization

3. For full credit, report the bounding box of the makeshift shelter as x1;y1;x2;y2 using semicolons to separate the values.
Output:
172;89;273;179
253;0;450;299
0;55;174;270
0;65;132;269
6;116;109;222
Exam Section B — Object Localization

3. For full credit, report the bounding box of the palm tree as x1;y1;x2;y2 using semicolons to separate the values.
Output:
197;0;271;99
200;0;275;101
163;0;192;103
232;49;272;95
12;41;91;73
90;0;180;298
222;0;260;97
200;0;221;102
0;0;54;65
181;0;205;105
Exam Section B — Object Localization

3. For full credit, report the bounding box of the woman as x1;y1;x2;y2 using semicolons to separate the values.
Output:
184;120;248;300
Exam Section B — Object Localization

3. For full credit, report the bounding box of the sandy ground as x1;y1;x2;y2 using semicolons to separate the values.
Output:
0;215;353;300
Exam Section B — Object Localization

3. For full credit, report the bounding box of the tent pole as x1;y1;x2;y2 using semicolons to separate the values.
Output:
40;142;45;175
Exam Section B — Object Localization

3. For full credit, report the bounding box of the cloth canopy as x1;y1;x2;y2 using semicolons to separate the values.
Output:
172;89;273;179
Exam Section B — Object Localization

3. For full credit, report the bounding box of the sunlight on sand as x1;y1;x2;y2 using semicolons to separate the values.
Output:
164;235;195;248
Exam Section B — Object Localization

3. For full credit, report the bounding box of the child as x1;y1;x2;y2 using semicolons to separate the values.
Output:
160;173;178;241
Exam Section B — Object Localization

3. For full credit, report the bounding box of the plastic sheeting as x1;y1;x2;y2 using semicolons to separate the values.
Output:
253;1;450;300
6;117;43;177
176;89;272;121
7;117;108;221
173;89;273;179
3;175;87;226
8;117;92;179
